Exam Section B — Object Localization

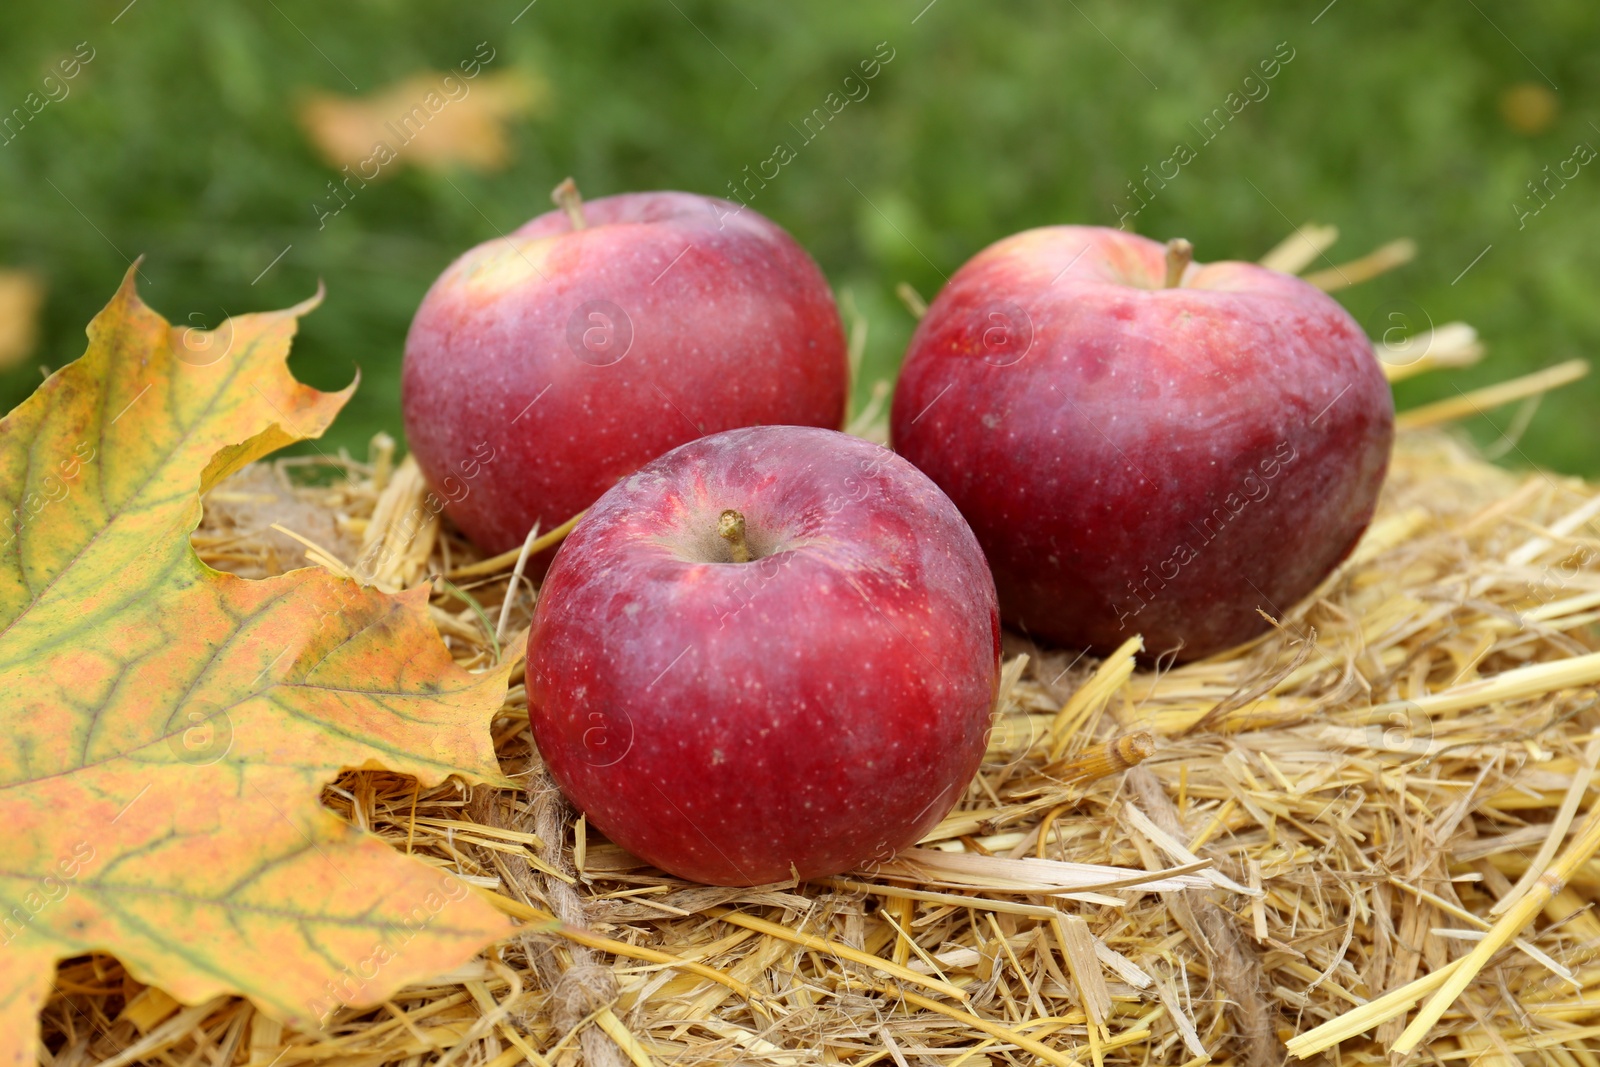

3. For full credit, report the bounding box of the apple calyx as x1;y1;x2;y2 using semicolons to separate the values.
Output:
1164;238;1193;288
717;509;753;563
552;176;589;230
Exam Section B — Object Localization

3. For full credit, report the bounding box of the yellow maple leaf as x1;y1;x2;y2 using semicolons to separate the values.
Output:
0;269;45;372
0;267;517;1059
298;69;546;175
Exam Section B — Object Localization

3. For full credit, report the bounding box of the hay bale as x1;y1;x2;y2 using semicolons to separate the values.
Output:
37;354;1600;1063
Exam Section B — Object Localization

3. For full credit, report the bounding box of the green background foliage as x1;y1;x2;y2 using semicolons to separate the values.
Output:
1;1;1596;471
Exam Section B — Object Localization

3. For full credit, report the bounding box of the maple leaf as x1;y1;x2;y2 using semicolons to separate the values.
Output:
0;268;516;1062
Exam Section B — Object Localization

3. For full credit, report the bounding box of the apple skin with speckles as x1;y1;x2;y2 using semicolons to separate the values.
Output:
527;426;1001;887
890;226;1393;661
402;191;848;558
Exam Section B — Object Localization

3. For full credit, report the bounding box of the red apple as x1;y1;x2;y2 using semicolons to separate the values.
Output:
402;183;848;557
890;226;1393;660
528;425;1000;886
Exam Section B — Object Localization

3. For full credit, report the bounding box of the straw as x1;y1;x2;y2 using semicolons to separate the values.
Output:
36;226;1600;1065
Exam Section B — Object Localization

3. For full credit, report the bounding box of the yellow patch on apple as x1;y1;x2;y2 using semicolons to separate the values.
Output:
446;236;558;298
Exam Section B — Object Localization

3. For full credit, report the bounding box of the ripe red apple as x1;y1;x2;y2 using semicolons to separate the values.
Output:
528;425;1000;886
402;182;848;557
890;226;1393;660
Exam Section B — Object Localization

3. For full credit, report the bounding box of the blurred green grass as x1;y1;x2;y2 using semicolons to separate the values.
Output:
1;0;1596;471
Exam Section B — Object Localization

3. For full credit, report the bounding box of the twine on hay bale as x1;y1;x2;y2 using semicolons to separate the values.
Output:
33;231;1600;1066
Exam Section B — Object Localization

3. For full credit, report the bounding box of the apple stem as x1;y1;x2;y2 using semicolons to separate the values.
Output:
552;177;588;230
1164;238;1193;288
717;509;753;563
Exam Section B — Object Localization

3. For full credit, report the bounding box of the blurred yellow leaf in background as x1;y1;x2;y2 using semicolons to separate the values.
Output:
0;270;44;372
1499;82;1559;137
297;69;547;175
